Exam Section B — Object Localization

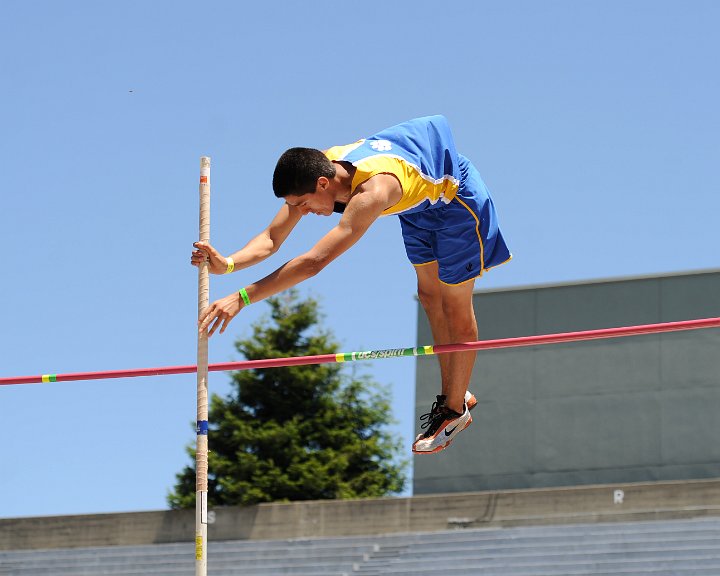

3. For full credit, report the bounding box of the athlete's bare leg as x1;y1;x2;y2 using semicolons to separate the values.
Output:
415;262;477;413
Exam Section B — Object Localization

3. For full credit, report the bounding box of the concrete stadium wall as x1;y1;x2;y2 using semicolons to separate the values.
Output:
3;478;720;550
414;269;720;495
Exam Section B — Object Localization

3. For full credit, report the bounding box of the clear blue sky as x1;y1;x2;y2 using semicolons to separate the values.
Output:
1;0;718;518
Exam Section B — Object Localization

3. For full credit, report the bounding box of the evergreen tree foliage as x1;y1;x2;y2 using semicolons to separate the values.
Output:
168;290;407;508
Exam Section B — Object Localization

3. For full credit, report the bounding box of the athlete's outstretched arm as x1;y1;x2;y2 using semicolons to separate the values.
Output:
191;203;302;274
199;175;399;336
249;193;386;296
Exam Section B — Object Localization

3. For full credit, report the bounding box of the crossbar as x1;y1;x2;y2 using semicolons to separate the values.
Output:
2;317;719;386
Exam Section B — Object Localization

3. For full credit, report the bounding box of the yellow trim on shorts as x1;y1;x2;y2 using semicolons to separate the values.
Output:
486;254;513;270
438;254;513;286
412;260;437;267
453;195;485;271
439;274;482;287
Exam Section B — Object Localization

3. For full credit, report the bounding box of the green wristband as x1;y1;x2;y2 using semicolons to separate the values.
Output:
239;287;251;306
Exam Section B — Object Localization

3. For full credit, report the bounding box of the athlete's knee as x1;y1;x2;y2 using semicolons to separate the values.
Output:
417;284;442;314
448;318;478;341
441;299;478;339
441;295;472;316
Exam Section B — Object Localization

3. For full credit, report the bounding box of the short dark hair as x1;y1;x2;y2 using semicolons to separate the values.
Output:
273;147;336;198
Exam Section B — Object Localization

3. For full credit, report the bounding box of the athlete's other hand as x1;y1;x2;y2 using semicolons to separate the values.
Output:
191;241;228;275
198;292;243;337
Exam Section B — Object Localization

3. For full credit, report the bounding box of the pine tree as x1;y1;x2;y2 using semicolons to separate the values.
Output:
168;290;407;508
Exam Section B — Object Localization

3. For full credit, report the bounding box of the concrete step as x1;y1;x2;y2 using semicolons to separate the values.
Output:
2;550;371;569
357;561;720;576
4;516;720;576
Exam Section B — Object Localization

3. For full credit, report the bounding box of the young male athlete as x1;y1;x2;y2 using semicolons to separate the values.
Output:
191;115;511;454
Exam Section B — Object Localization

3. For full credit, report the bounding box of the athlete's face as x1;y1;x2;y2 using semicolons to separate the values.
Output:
284;177;334;216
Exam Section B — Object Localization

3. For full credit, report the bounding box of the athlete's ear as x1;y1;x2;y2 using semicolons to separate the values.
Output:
316;176;330;192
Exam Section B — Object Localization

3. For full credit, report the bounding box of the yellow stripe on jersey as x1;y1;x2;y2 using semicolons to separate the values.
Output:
325;142;460;216
352;156;459;216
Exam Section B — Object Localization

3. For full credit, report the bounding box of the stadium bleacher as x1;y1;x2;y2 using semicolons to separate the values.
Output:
2;516;720;576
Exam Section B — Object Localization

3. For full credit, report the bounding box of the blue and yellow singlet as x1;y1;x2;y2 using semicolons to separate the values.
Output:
324;115;461;216
325;115;511;283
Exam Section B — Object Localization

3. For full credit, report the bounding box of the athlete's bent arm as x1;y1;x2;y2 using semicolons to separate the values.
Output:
191;203;303;274
249;194;385;299
199;177;398;336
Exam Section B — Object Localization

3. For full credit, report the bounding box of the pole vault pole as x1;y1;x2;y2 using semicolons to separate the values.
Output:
196;156;210;576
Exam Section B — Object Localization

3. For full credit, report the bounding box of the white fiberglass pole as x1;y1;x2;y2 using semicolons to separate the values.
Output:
196;156;210;576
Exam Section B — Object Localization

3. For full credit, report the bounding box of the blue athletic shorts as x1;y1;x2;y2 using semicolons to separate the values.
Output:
399;155;511;285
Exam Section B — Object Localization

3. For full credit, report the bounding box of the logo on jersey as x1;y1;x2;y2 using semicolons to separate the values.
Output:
370;140;392;152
